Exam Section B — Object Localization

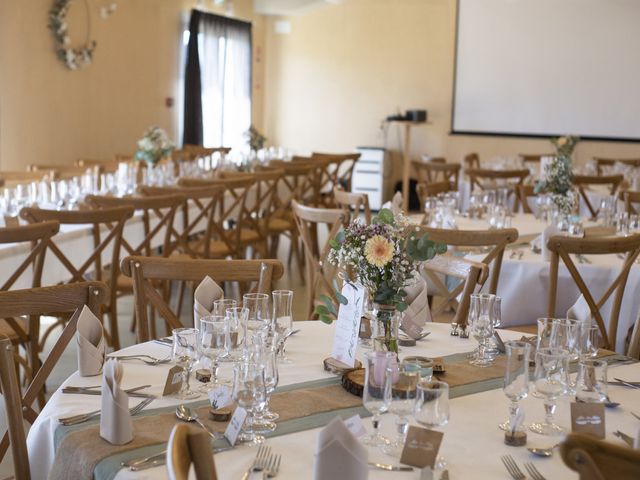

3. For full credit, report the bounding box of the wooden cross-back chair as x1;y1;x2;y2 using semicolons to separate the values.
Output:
466;168;529;213
546;233;640;353
416;181;457;212
464;153;480;170
167;424;218;480
0;221;59;396
121;256;283;342
178;176;256;258
333;186;372;225
421;255;488;331
292;200;350;318
27;164;100;180
311;152;361;197
594;157;640;175
517;184;537;214
0;282;108;468
561;433;640;480
418;227;519;296
412;160;460;185
572;174;624;219
0;171;51;188
620;190;640;214
20;206;133;350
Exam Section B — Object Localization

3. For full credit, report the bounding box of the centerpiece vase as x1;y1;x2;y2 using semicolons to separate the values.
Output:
371;303;400;355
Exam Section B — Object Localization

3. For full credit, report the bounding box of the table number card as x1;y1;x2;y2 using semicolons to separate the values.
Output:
571;402;605;439
224;407;248;446
162;366;184;396
400;426;444;469
330;283;365;368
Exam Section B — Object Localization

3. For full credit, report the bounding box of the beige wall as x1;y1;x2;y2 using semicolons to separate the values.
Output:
0;0;265;170
263;0;640;169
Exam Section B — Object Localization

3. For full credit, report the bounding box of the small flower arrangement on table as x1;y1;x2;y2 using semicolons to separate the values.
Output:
316;208;446;353
134;126;175;166
535;135;579;215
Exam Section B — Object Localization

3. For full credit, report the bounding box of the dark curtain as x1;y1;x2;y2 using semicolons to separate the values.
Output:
183;11;204;146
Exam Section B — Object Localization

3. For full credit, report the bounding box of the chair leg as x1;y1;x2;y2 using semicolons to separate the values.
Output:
269;234;280;258
176;280;186;320
108;303;121;351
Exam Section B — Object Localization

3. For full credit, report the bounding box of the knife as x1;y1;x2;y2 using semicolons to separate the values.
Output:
613;378;640;390
613;430;634;447
368;462;414;471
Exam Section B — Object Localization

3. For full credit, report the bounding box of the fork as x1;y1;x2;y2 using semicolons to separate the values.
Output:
107;354;171;366
264;453;281;478
241;445;270;480
501;455;525;480
59;396;154;426
524;462;546;480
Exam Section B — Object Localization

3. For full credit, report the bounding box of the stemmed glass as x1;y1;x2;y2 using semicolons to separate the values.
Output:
414;380;450;470
226;306;248;361
575;359;608;403
468;293;496;367
362;351;394;447
213;299;237;316
252;345;279;432
232;361;267;445
198;316;229;391
272;290;294;362
172;327;200;399
243;293;271;350
551;318;582;395
499;341;530;431
382;360;420;456
529;348;568;435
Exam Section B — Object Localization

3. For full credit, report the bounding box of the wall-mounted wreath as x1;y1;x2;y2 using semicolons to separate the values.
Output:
48;0;96;70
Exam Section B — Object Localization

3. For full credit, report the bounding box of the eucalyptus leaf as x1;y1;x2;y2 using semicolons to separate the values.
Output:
396;302;408;312
335;291;349;305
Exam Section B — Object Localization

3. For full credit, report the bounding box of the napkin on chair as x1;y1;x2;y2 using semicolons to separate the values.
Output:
194;276;224;325
567;294;592;326
532;224;559;262
391;191;403;215
401;275;431;339
100;359;133;445
76;305;105;377
313;417;368;480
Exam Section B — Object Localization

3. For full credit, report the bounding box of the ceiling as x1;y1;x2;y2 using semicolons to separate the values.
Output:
253;0;344;16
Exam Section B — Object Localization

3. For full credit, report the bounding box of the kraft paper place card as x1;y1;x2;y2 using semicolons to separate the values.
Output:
162;365;184;396
400;426;444;469
330;283;365;368
571;402;605;439
225;406;248;446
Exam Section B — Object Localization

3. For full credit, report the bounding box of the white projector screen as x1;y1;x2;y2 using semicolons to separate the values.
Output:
452;0;640;141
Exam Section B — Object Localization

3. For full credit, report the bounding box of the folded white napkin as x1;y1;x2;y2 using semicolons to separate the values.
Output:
100;360;133;445
194;276;224;325
535;224;559;262
76;305;105;377
391;191;403;215
313;417;368;480
567;294;592;326
402;275;431;339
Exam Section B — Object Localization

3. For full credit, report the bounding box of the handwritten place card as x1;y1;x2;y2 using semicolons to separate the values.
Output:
162;366;184;396
343;414;367;438
209;385;233;409
224;406;248;446
330;283;365;368
400;426;444;469
571;402;605;439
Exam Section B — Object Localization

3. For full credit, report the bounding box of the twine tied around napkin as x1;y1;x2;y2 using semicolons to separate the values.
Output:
76;305;105;377
100;359;133;445
313;417;368;480
194;276;224;325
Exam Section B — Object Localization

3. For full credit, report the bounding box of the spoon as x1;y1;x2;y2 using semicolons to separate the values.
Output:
175;405;223;440
527;443;559;457
605;395;620;409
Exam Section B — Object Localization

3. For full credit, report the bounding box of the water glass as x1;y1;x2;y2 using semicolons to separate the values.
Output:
213;299;237;316
251;345;279;431
499;341;530;432
225;306;248;361
198;316;229;391
536;317;556;350
468;293;496;367
551;318;582;362
382;361;421;456
581;324;603;357
362;351;394;447
243;293;271;349
232;361;267;445
575;359;608;403
530;348;568;435
272;290;294;361
172;327;200;399
414;380;450;470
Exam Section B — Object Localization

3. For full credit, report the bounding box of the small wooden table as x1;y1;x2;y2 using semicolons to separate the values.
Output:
390;120;428;211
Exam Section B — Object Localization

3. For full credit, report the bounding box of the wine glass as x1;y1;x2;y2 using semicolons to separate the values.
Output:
213;299;237;316
382;360;420;456
362;351;394;447
272;290;293;362
226;306;248;361
414;380;450;471
251;345;279;432
232;361;267;445
551;318;582;361
529;348;568;435
536;318;555;350
486;295;502;358
575;359;608;403
198;316;229;391
499;341;530;431
468;293;495;367
581;324;603;358
172;328;200;399
243;293;270;350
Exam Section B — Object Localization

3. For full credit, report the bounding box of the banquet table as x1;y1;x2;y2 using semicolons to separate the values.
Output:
26;321;640;480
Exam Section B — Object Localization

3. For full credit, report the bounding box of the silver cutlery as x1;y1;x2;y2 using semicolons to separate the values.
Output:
62;384;151;397
153;337;173;346
613;377;640;390
501;454;525;480
241;445;271;480
122;450;166;468
632;412;640;421
368;462;413;471
617;253;626;260
175;404;224;440
59;396;153;426
107;354;171;366
264;453;281;478
524;462;546;480
613;430;634;447
129;458;165;471
126;444;234;471
527;443;559;457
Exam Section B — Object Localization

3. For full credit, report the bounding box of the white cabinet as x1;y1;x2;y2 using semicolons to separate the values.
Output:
352;147;391;210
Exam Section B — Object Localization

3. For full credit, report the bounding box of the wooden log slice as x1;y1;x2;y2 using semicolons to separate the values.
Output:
341;368;421;398
323;357;362;375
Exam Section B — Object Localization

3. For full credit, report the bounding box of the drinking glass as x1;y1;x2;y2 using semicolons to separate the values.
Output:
575;359;608;403
529;348;568;435
414;380;450;471
499;341;530;431
213;299;237;316
272;290;294;362
243;293;271;349
362;351;394;447
615;212;630;237
581;325;603;358
172;328;200;399
225;306;248;361
486;295;502;358
198;316;229;391
536;317;555;350
382;361;420;456
252;345;279;431
551;318;582;362
232;361;267;445
468;293;495;367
